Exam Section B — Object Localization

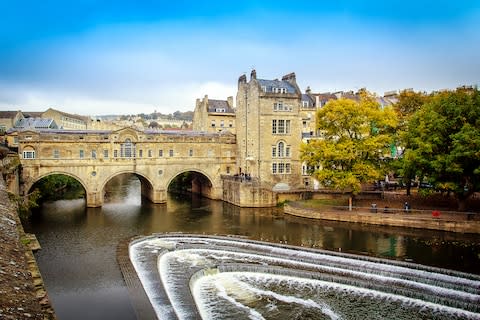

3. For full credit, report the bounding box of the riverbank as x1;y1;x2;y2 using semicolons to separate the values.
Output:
284;194;480;233
0;178;55;319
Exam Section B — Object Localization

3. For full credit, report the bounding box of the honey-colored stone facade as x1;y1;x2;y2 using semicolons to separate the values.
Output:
18;127;236;207
235;71;303;191
193;95;236;134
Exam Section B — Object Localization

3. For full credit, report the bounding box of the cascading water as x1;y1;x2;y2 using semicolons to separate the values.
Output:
128;234;480;320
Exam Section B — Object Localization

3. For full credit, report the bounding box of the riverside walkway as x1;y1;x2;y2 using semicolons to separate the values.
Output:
284;201;480;233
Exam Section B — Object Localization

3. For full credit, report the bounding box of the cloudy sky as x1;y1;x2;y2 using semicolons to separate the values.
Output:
0;1;479;116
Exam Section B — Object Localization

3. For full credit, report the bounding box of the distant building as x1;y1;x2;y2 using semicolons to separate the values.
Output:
42;108;89;130
193;95;235;133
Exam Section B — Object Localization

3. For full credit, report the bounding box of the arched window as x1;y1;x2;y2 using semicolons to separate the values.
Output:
22;146;35;159
278;141;285;157
120;138;135;158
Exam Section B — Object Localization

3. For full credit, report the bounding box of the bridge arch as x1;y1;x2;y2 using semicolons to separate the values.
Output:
26;171;88;196
100;170;156;204
166;169;216;199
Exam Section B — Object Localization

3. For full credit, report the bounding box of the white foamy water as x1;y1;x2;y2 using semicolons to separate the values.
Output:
129;235;480;320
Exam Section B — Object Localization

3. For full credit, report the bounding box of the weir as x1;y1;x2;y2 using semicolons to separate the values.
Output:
127;234;480;320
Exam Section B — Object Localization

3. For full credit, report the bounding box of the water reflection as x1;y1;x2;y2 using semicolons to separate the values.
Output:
24;175;480;320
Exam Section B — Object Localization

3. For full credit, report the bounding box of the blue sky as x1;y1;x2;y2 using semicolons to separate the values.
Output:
0;1;479;115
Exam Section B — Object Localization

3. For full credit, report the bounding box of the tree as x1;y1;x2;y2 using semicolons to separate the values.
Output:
301;92;398;196
393;90;430;195
403;88;480;210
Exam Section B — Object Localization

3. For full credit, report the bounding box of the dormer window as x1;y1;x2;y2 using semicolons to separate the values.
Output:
215;108;226;112
261;86;267;92
302;101;309;108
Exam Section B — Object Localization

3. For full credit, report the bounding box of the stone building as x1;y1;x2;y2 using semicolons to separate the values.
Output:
235;70;303;191
42;108;89;130
193;95;235;133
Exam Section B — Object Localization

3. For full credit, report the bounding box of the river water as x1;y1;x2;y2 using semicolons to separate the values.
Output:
23;175;480;320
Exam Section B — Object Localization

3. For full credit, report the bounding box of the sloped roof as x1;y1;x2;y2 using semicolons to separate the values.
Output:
14;118;57;129
301;94;315;105
23;111;43;118
208;99;235;113
258;79;297;94
44;108;90;122
0;111;20;119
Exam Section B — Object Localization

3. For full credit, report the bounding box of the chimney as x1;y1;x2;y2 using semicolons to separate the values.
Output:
238;74;247;85
250;69;257;80
282;72;296;83
306;86;311;94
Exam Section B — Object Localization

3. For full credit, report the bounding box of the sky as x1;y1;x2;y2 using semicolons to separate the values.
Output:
0;1;479;116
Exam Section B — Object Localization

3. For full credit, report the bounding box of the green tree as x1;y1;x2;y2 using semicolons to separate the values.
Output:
403;88;480;210
34;174;85;201
301;93;398;196
393;90;430;195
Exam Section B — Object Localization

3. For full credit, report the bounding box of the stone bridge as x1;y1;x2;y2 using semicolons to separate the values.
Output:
17;127;237;207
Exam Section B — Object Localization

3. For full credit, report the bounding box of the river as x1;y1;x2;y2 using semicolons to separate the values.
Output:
23;175;480;319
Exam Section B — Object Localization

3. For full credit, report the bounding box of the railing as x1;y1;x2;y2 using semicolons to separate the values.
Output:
287;201;479;220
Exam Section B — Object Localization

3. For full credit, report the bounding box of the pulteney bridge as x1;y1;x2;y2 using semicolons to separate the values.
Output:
17;127;237;207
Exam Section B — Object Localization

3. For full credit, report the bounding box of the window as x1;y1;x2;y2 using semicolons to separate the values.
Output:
104;150;108;158
278;142;285;157
159;149;163;157
285;146;290;157
92;150;96;159
80;150;84;159
229;121;233;128
121;139;135;158
114;150;118;158
148;150;152;157
208;149;214;157
272;147;276;157
215;108;226;112
285;120;290;134
261;86;267;92
23;150;35;159
220;120;224;127
274;102;283;111
278;121;285;134
53;149;60;159
302;100;309;108
169;149;174;157
189;149;193;157
211;120;216;127
139;150;143;158
272;119;291;134
226;166;230;174
272;162;291;174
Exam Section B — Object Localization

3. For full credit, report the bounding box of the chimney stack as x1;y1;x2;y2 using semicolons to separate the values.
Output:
250;69;257;80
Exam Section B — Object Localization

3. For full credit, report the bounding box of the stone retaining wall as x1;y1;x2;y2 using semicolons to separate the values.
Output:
0;176;55;319
284;204;480;233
